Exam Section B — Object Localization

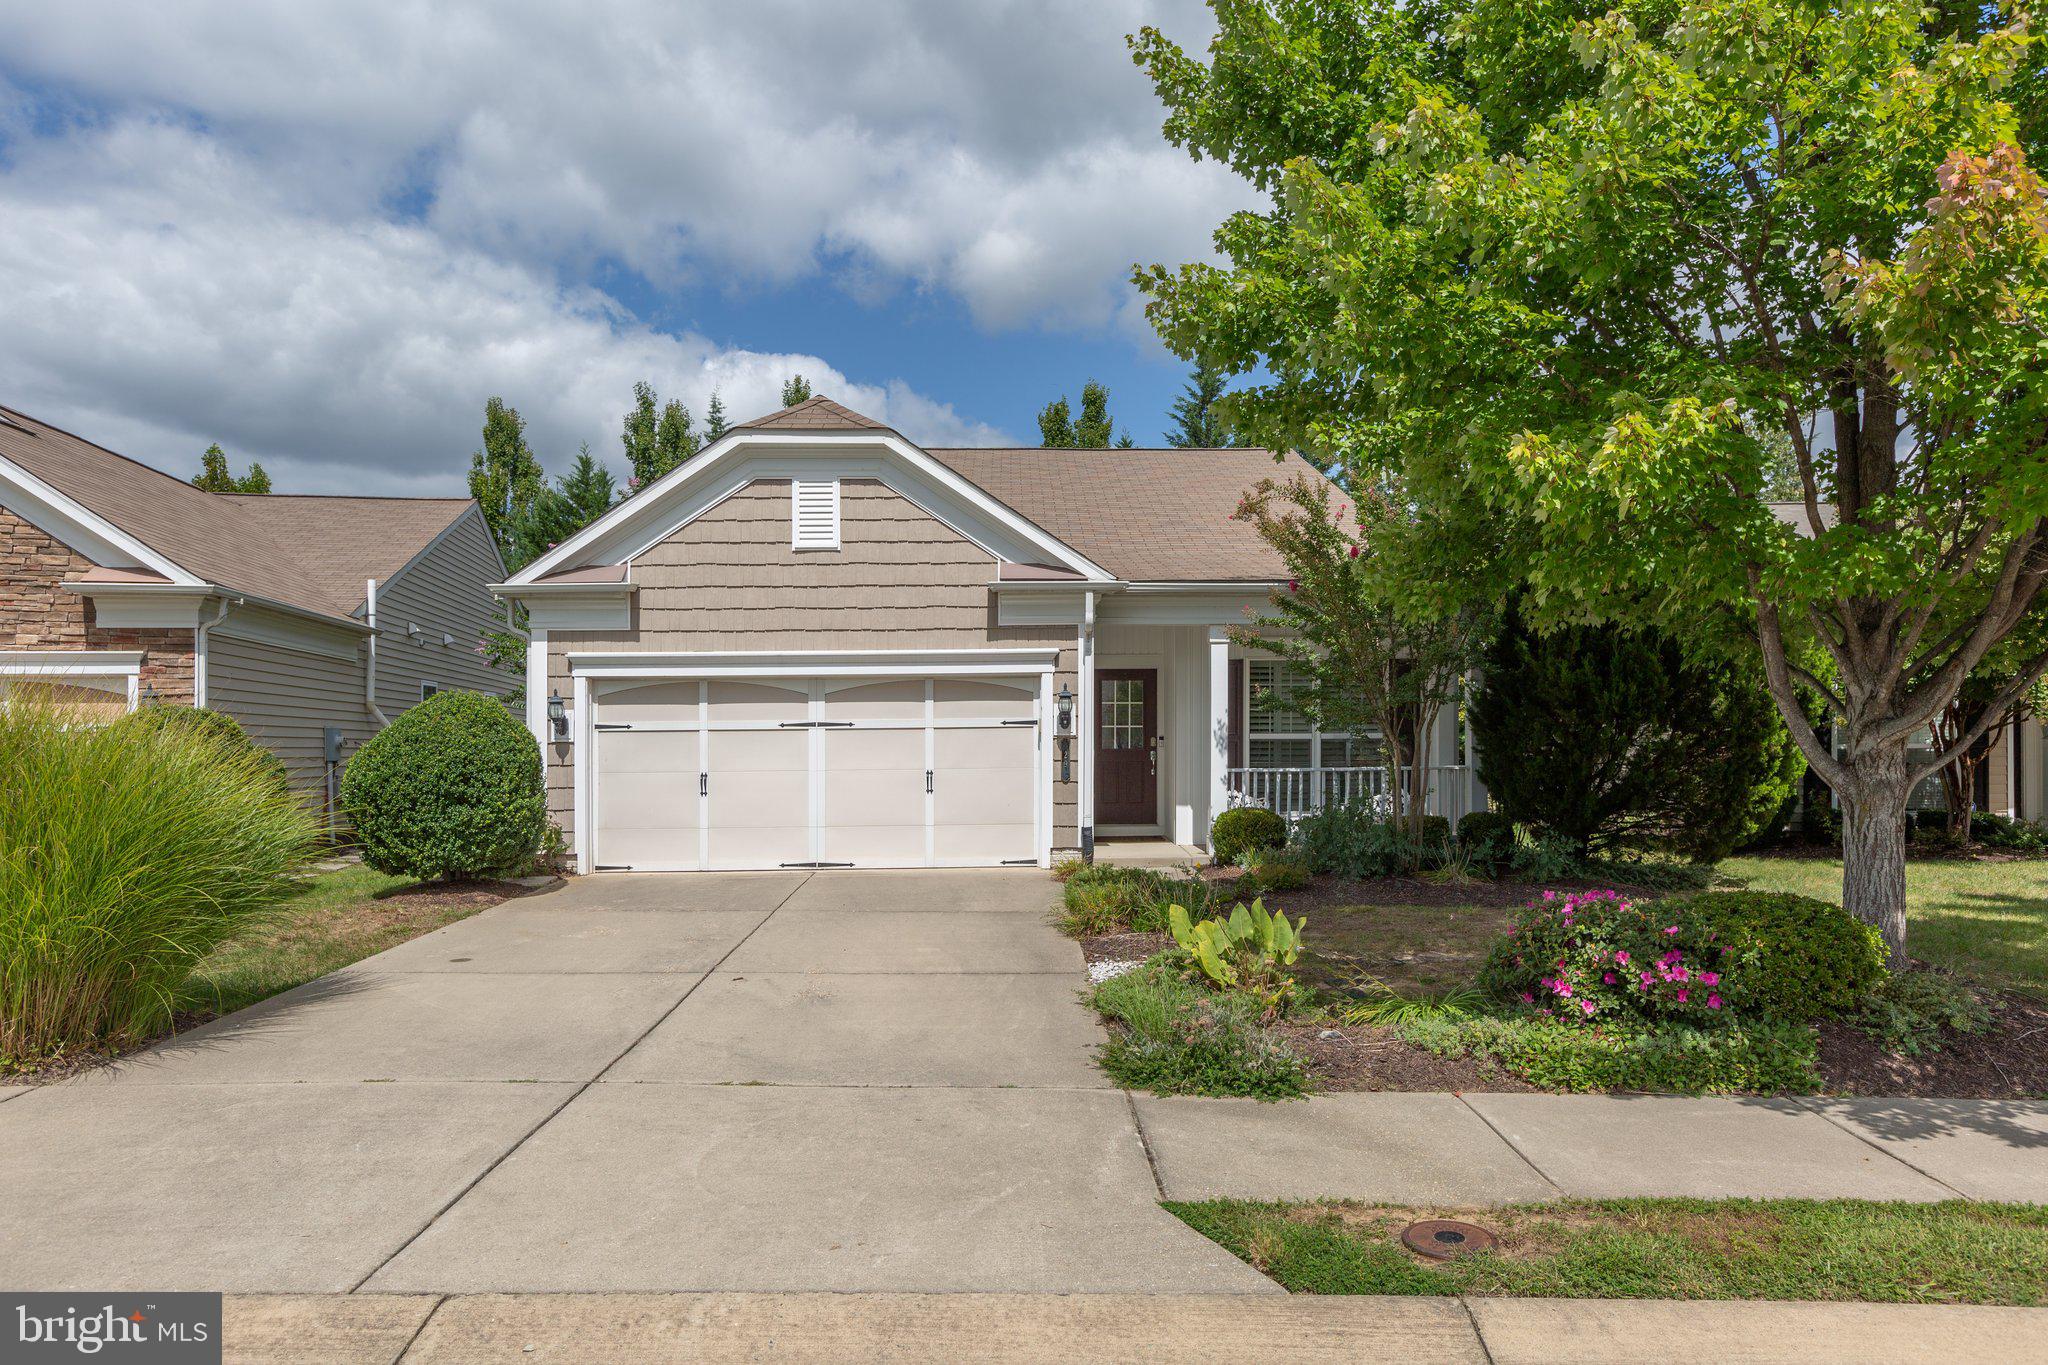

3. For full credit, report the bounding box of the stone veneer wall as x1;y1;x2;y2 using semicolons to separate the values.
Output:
0;506;196;703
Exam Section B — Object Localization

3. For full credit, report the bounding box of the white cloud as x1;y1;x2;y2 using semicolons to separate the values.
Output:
0;0;1258;328
0;123;1005;494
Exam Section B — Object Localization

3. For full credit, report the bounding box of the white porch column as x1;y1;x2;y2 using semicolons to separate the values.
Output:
524;627;549;756
1078;591;1097;858
1206;625;1231;850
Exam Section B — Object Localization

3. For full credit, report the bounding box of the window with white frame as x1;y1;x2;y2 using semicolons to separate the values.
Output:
1244;660;1374;768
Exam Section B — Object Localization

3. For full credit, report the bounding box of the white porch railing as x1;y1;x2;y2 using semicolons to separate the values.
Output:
1227;765;1477;826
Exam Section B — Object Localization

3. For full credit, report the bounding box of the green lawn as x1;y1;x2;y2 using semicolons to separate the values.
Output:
1171;1198;2048;1304
175;864;492;1017
1721;856;2048;992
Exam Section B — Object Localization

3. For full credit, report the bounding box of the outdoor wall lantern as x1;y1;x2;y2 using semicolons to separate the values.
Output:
548;689;569;742
1054;683;1074;783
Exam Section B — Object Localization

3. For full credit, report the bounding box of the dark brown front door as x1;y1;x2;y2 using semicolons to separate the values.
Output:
1096;669;1157;826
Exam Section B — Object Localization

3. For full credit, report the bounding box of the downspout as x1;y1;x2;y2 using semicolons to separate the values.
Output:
1080;589;1096;862
193;595;237;708
363;578;391;727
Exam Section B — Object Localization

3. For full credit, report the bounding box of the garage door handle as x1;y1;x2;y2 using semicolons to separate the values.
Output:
926;769;934;794
778;720;854;728
699;772;708;797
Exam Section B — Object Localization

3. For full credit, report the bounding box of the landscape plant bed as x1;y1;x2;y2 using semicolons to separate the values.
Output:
1271;1020;1535;1093
1169;1197;2048;1304
1818;988;2048;1099
2;869;543;1082
1205;869;1683;911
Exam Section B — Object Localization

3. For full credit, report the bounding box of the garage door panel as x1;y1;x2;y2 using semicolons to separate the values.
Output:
595;729;698;775
596;680;702;723
705;679;809;723
823;727;923;772
823;678;925;722
599;826;700;869
934;726;1035;773
933;822;1035;864
599;769;702;824
709;825;813;869
932;678;1036;721
819;821;928;865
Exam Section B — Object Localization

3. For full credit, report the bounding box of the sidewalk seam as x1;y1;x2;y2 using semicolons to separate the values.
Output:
391;1294;447;1364
346;874;814;1293
1457;1297;1498;1365
1795;1097;1972;1199
1456;1094;1566;1195
1123;1091;1169;1201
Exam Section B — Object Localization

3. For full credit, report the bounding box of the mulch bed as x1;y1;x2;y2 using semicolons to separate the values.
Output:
1817;990;2048;1099
1213;870;1682;912
1273;1021;1536;1093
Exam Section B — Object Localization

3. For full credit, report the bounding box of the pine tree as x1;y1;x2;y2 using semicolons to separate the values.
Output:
467;398;544;561
507;444;618;570
194;442;272;493
1165;363;1234;448
781;374;813;407
705;390;729;441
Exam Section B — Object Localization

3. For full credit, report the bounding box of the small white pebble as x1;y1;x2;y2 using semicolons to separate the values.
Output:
1088;959;1141;984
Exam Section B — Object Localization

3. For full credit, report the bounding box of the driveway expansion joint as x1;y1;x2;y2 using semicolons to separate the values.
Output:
1456;1093;1566;1195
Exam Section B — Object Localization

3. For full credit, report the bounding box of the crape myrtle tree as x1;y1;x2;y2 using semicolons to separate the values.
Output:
1232;471;1489;840
1131;0;2048;964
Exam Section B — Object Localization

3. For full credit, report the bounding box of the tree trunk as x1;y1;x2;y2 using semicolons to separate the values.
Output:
1841;740;1911;970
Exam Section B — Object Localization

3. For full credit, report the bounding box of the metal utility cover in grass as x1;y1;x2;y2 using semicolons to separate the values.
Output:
1401;1219;1497;1260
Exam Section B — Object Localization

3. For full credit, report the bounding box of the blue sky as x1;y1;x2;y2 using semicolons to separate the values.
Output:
0;1;1258;493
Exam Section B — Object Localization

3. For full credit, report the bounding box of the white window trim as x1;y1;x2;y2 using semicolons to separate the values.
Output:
1243;659;1365;768
0;650;145;712
791;478;841;551
420;681;441;701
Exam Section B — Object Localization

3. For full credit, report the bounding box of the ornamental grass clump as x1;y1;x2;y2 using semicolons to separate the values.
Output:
1478;889;1736;1026
0;703;321;1063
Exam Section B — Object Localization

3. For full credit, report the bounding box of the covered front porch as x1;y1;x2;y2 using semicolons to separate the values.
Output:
1072;618;1485;855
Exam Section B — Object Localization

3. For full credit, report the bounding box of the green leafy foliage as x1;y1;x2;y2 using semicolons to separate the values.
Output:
1167;899;1307;1010
340;691;546;881
1294;804;1418;879
1090;960;1310;1099
115;704;289;793
1210;806;1287;864
1057;863;1218;936
193;442;270;494
1241;854;1311;893
1672;892;1890;1023
1130;0;2048;960
1037;379;1130;448
1480;890;1740;1026
0;703;321;1063
1399;1013;1821;1095
1472;611;1801;861
467;397;545;566
1851;969;1995;1057
1456;810;1518;875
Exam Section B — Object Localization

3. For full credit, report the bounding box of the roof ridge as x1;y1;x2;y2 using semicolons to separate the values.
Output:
0;403;213;494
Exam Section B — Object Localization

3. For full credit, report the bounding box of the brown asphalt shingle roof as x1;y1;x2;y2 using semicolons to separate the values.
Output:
734;395;896;433
928;445;1315;582
0;404;480;623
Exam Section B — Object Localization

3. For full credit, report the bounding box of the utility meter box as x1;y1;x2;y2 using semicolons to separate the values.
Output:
323;726;346;764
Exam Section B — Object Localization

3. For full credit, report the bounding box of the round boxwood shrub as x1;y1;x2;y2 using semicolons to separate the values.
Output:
118;704;289;792
1458;809;1516;850
1663;891;1888;1022
1210;806;1288;865
340;691;545;881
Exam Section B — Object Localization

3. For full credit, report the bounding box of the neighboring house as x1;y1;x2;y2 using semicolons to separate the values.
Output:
495;396;1484;873
0;405;512;816
1767;501;2039;821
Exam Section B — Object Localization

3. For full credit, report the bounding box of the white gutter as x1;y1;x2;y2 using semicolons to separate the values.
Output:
193;595;238;708
363;578;391;726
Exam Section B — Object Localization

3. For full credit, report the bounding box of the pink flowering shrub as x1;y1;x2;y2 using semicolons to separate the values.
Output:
1477;890;1736;1026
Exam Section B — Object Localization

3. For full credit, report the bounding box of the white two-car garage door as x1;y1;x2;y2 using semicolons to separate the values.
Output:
592;675;1043;870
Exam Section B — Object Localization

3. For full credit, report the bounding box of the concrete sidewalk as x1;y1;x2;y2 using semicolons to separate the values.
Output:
1132;1091;2048;1205
224;1292;2048;1364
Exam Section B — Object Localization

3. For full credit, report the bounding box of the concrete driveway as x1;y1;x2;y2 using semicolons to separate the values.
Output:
0;871;1272;1296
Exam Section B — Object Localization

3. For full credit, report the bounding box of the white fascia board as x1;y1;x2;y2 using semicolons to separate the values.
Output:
568;647;1060;679
59;584;214;629
0;453;204;585
506;431;1113;585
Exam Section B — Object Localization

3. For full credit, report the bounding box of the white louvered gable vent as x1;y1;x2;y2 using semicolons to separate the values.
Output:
791;478;841;550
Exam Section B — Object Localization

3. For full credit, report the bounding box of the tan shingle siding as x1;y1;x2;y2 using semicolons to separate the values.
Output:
546;478;1077;847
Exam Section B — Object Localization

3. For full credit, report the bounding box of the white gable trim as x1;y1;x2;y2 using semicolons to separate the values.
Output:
506;430;1112;585
0;453;204;585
